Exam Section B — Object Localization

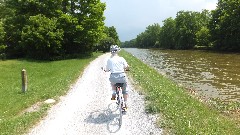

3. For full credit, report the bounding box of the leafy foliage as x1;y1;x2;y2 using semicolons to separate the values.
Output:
98;37;115;53
135;23;161;48
97;26;120;52
209;0;240;51
75;0;106;52
20;15;64;59
2;0;106;59
106;26;120;45
175;11;202;49
159;17;176;49
0;21;5;44
195;26;211;47
0;21;6;60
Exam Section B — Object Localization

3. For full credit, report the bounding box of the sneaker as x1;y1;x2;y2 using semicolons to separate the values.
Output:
124;103;128;109
122;107;127;114
122;103;128;111
122;107;127;111
111;95;116;100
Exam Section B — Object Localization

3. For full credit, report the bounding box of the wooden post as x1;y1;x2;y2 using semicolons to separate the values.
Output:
21;69;27;93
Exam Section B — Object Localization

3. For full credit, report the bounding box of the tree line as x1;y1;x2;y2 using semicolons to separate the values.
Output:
0;0;119;60
122;0;240;52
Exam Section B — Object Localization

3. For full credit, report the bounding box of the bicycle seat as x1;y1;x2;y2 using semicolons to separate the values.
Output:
115;83;124;87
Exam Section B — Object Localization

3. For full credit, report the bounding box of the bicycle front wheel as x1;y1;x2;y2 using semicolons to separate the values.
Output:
118;98;123;126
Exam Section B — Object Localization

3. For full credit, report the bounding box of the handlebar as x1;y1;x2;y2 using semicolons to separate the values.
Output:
101;67;130;72
101;67;109;72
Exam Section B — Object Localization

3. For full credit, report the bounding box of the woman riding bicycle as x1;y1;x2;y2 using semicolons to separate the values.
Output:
104;45;129;111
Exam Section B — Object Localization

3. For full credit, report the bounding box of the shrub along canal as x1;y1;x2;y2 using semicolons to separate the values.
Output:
124;48;240;102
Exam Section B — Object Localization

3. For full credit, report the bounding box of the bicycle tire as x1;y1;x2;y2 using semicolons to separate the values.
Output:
119;98;123;126
116;86;123;126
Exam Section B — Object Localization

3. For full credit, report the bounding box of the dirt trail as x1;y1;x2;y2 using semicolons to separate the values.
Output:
26;53;162;135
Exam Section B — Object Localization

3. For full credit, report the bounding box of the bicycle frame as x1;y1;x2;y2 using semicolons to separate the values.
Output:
115;83;124;126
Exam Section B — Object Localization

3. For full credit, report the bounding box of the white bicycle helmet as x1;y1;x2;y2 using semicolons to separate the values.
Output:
110;45;121;54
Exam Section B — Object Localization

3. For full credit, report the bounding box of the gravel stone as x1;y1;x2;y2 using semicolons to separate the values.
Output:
26;53;163;135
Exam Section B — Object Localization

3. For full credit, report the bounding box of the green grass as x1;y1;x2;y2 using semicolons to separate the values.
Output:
119;50;240;134
0;53;102;135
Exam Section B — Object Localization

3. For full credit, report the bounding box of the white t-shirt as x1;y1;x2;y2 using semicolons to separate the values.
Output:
106;55;128;73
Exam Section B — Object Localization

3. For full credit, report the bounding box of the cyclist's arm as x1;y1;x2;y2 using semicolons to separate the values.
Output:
101;59;111;72
122;58;129;71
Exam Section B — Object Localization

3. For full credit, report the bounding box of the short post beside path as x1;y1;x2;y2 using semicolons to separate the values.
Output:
21;69;27;93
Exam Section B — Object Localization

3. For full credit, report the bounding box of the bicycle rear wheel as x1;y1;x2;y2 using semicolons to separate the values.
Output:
119;100;123;126
116;88;123;126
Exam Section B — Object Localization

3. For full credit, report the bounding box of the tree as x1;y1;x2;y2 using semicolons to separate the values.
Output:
74;0;106;53
3;0;106;59
107;26;120;45
121;39;136;48
135;23;161;48
0;21;5;44
175;11;200;49
0;21;6;60
98;37;115;52
195;10;212;48
57;13;83;54
4;0;64;57
159;17;176;49
145;23;161;48
102;26;120;45
0;0;13;20
195;26;211;47
209;0;240;51
97;26;120;52
20;15;64;59
135;32;147;48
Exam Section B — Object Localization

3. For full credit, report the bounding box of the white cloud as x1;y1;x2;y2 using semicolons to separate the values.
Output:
204;2;217;10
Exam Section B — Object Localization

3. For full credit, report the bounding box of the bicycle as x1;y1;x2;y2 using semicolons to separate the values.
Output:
114;83;126;126
101;67;129;126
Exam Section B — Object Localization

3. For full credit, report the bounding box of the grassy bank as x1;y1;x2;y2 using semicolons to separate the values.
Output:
120;50;240;134
0;53;101;135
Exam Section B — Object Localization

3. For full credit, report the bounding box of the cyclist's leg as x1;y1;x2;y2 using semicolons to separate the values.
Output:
109;74;118;100
122;83;128;109
111;82;116;100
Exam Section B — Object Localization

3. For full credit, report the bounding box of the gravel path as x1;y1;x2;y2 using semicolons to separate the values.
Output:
26;53;162;135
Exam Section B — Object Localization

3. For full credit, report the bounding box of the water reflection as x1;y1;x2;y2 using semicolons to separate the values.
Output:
124;48;240;102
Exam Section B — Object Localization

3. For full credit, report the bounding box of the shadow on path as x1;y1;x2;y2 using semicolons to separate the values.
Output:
84;102;122;133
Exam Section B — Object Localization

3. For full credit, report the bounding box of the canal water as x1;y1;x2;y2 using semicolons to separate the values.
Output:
124;48;240;102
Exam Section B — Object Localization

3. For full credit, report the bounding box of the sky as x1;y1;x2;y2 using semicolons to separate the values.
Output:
100;0;218;42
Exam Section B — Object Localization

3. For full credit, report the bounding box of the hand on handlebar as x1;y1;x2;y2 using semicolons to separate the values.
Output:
125;66;130;71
